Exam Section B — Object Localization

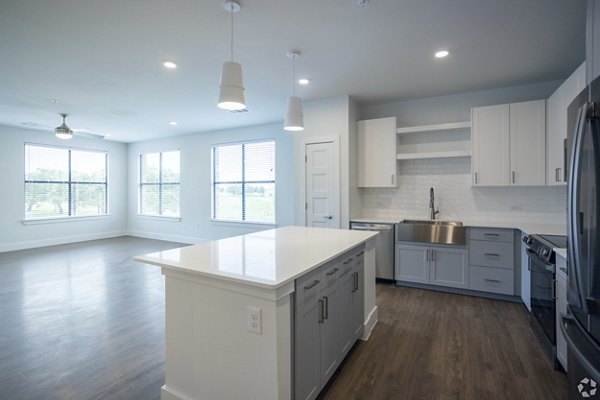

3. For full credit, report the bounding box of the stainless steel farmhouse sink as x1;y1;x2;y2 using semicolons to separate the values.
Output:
396;219;466;245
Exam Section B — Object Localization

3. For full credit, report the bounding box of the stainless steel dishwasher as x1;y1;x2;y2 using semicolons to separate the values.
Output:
350;222;395;281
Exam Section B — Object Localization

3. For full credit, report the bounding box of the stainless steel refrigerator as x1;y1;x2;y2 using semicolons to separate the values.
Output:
563;75;600;398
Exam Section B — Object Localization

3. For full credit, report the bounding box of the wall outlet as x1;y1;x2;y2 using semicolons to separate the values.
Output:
247;306;262;335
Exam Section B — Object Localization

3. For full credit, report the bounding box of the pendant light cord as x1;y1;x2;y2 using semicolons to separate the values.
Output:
230;6;234;61
292;56;296;96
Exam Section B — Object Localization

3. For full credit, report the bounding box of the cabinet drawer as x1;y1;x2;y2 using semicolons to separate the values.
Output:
469;240;514;269
296;266;323;308
469;228;514;243
469;266;514;295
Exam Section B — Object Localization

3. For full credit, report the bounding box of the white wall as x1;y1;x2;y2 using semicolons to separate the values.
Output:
0;125;128;252
293;96;353;228
127;122;294;243
357;81;567;224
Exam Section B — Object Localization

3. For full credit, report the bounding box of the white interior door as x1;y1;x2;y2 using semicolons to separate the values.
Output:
305;142;339;228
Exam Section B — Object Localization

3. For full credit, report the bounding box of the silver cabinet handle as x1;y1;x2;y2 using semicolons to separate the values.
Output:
391;175;395;185
318;299;325;323
484;278;501;283
326;267;339;276
512;171;516;184
484;233;500;238
304;280;320;290
323;215;333;220
431;249;435;262
557;167;562;182
425;249;429;261
474;172;478;184
484;253;500;258
555;167;560;182
323;296;329;320
352;272;359;292
343;258;354;265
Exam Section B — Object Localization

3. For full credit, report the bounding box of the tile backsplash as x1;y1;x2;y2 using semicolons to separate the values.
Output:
359;158;566;223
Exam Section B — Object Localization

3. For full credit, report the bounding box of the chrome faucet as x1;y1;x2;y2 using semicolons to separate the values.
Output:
429;187;440;220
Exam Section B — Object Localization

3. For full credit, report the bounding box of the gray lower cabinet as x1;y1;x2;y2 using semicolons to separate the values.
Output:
395;243;468;288
294;245;365;400
468;228;515;295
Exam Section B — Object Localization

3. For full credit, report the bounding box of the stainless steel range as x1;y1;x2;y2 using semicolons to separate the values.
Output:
523;233;567;369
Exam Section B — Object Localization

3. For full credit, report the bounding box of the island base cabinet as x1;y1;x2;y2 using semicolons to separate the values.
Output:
295;299;322;400
294;245;365;400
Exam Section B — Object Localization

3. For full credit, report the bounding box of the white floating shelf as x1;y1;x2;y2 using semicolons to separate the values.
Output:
396;150;471;160
396;121;471;134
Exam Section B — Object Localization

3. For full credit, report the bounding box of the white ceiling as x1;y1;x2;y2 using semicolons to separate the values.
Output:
0;0;586;142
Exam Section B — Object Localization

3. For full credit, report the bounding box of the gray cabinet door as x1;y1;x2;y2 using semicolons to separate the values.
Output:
338;267;355;359
319;284;339;387
295;296;322;400
352;261;365;340
396;243;429;283
429;246;468;289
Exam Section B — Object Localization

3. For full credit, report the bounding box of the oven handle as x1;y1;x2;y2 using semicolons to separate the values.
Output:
525;248;554;271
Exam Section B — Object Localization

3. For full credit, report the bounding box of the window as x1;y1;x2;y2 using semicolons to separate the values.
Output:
24;144;108;219
211;140;275;224
139;151;180;217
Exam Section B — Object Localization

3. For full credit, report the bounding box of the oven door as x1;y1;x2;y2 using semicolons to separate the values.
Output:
528;248;556;345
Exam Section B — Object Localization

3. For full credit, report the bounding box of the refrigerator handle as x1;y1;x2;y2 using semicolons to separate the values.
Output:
568;103;591;313
561;313;600;383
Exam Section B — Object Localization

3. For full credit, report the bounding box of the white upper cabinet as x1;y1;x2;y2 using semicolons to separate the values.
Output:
509;100;546;186
546;62;586;185
472;104;511;186
357;117;397;188
472;100;546;186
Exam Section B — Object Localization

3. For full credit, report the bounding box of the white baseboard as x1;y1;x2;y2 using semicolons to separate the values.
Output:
126;230;208;245
161;385;195;400
361;305;379;341
0;230;126;253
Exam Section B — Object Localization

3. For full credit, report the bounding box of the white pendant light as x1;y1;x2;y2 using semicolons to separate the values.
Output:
218;1;246;111
284;51;304;131
55;113;73;140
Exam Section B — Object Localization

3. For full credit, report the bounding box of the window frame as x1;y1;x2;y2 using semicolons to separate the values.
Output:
138;150;181;219
23;143;109;221
210;139;276;225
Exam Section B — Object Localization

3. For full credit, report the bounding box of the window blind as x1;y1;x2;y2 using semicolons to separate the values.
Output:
211;140;275;224
24;144;108;219
139;151;180;217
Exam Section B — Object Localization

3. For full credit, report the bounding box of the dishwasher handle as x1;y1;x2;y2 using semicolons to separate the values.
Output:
351;223;394;232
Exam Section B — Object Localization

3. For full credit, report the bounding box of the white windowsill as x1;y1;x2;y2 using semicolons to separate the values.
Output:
137;214;182;222
22;215;111;225
210;219;277;229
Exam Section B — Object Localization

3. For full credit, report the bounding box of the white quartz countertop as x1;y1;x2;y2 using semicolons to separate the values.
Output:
135;226;377;290
351;216;566;236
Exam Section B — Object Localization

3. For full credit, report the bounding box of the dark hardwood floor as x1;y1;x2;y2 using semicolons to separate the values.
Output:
320;284;568;400
0;236;185;400
1;238;567;399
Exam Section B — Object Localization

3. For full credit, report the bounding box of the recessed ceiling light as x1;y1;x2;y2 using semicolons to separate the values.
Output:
169;121;177;126
163;61;177;69
435;50;449;58
298;78;310;85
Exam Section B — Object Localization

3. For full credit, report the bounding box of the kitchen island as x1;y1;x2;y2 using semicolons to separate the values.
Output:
135;226;378;400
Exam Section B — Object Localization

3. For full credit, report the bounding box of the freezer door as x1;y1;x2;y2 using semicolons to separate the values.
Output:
562;314;600;398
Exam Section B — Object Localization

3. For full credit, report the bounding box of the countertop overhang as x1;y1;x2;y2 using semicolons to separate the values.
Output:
135;226;377;290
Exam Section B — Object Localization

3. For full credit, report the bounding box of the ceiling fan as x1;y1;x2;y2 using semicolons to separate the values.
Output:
21;113;108;140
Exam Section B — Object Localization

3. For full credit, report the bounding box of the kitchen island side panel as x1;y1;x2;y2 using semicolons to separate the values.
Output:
160;272;292;400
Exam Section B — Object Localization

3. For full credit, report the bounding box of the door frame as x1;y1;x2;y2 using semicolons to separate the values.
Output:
299;136;341;228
